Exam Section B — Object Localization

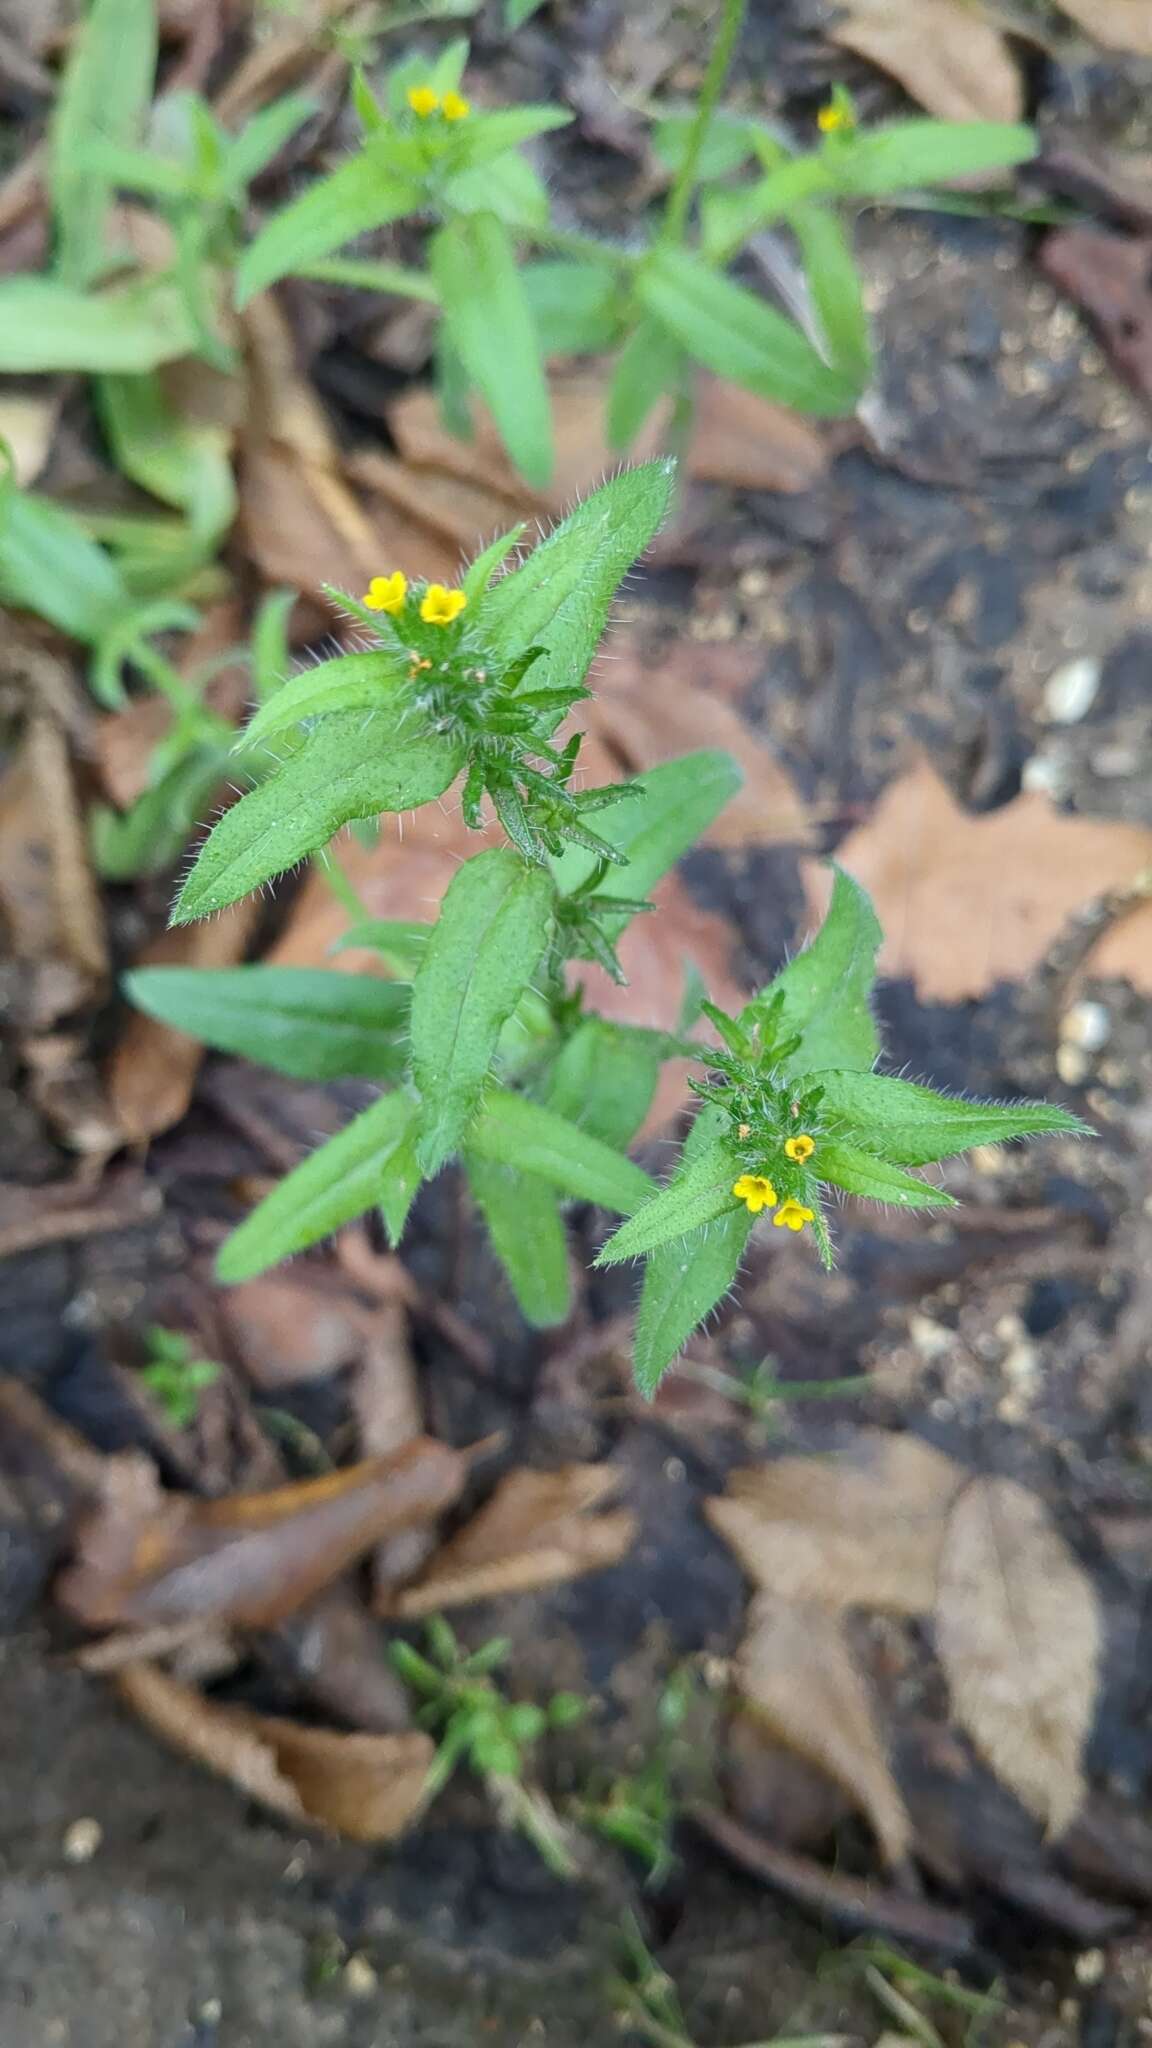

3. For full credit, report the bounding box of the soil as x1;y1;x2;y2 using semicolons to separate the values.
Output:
4;3;1152;2045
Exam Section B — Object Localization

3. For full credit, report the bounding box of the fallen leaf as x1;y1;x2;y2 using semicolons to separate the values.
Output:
0;387;61;485
815;755;1152;1000
117;1661;433;1839
1041;226;1152;407
391;1463;636;1615
587;631;813;849
56;1439;467;1632
830;0;1023;124
221;1269;368;1390
1054;0;1152;54
337;1243;431;1591
706;1430;967;1616
105;898;261;1145
735;1592;912;1865
935;1477;1101;1836
0;707;107;1028
686;376;829;493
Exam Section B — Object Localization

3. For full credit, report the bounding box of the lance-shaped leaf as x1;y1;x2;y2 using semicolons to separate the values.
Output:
814;1141;957;1210
50;0;157;287
410;849;555;1175
466;1155;571;1328
171;716;463;924
217;1092;421;1282
811;1069;1090;1166
431;211;553;487
543;1017;663;1151
237;150;421;305
637;247;860;416
468;1089;654;1214
597;1134;741;1266
551;750;742;920
747;866;881;1074
239;650;409;752
632;1107;753;1397
125;966;410;1081
480;461;676;712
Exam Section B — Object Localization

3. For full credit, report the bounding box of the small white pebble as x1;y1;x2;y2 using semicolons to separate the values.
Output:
1044;657;1101;724
344;1954;379;1999
1062;1000;1111;1054
63;1817;103;1864
1090;744;1137;778
908;1312;952;1359
1021;750;1071;797
1075;1949;1106;1987
1057;1043;1089;1086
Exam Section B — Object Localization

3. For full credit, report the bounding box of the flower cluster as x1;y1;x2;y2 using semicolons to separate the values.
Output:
363;571;467;626
407;85;470;122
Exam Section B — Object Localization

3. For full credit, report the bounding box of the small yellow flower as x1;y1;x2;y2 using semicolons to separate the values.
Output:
420;583;467;626
407;86;440;118
441;90;470;121
817;101;849;134
733;1174;777;1216
784;1133;815;1164
774;1199;815;1233
363;570;408;614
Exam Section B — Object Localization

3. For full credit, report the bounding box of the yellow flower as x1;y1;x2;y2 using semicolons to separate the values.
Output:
732;1173;777;1216
817;101;849;134
420;583;467;626
784;1133;815;1164
441;90;470;121
407;86;440;118
363;570;408;614
774;1200;815;1233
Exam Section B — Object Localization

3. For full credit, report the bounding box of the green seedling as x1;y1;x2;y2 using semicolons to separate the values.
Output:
390;1616;585;1876
137;1325;221;1429
848;1944;1004;2048
681;1358;872;1439
127;463;1088;1395
575;1665;701;1885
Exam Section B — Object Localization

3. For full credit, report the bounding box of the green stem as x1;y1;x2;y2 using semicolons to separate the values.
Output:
529;222;640;271
660;0;747;246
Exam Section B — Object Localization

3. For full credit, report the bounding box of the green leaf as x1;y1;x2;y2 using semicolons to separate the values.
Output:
543;1018;661;1150
172;715;464;923
96;371;236;544
443;151;551;231
51;0;158;287
468;1088;654;1213
236;149;421;306
224;92;317;193
652;111;755;180
606;316;684;452
463;524;526;606
124;965;410;1080
410;848;555;1173
0;278;193;372
331;919;431;976
480;461;676;706
430;211;553;487
0;483;128;643
465;1155;571;1326
811;1070;1090;1166
835;120;1035;197
790;204;871;386
505;0;546;24
749;866;881;1074
702;157;835;261
91;743;232;879
216;1092;420;1282
521;259;621;356
289;255;437;299
379;1120;423;1247
814;1141;957;1210
444;106;571;173
637;247;860;415
551;750;741;915
76;135;194;199
238;649;409;751
632;1106;753;1396
596;1135;739;1265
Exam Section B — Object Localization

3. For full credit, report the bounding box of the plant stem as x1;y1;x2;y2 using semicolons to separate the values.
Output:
530;222;640;270
660;0;747;246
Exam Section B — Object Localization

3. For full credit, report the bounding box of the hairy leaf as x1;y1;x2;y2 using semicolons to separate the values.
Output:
217;1092;421;1281
239;651;410;752
551;750;742;915
812;1068;1090;1165
638;248;860;415
749;866;881;1073
597;1135;740;1265
815;1141;957;1209
125;966;410;1080
543;1018;662;1150
237;150;421;305
466;1155;571;1326
468;1089;654;1213
431;211;553;486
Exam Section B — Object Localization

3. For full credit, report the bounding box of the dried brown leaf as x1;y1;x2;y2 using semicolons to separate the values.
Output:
935;1477;1101;1836
57;1439;467;1632
735;1592;912;1865
686;376;829;493
105;898;261;1145
814;755;1152;1000
1041;226;1152;407
0;711;107;1027
706;1430;967;1616
830;0;1023;123
117;1661;433;1839
0;387;60;485
392;1464;636;1616
1054;0;1152;53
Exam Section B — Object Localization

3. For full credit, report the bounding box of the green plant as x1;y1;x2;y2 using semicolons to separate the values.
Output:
128;463;1087;1392
26;0;1038;498
575;1665;700;1884
390;1616;585;1874
613;1914;842;2048
137;1325;222;1428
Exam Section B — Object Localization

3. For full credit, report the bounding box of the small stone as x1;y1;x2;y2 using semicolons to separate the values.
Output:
1057;1043;1089;1086
1044;656;1101;724
62;1817;102;1864
1091;744;1138;778
908;1312;952;1359
1062;1000;1111;1054
343;1954;379;1999
1075;1949;1106;1987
